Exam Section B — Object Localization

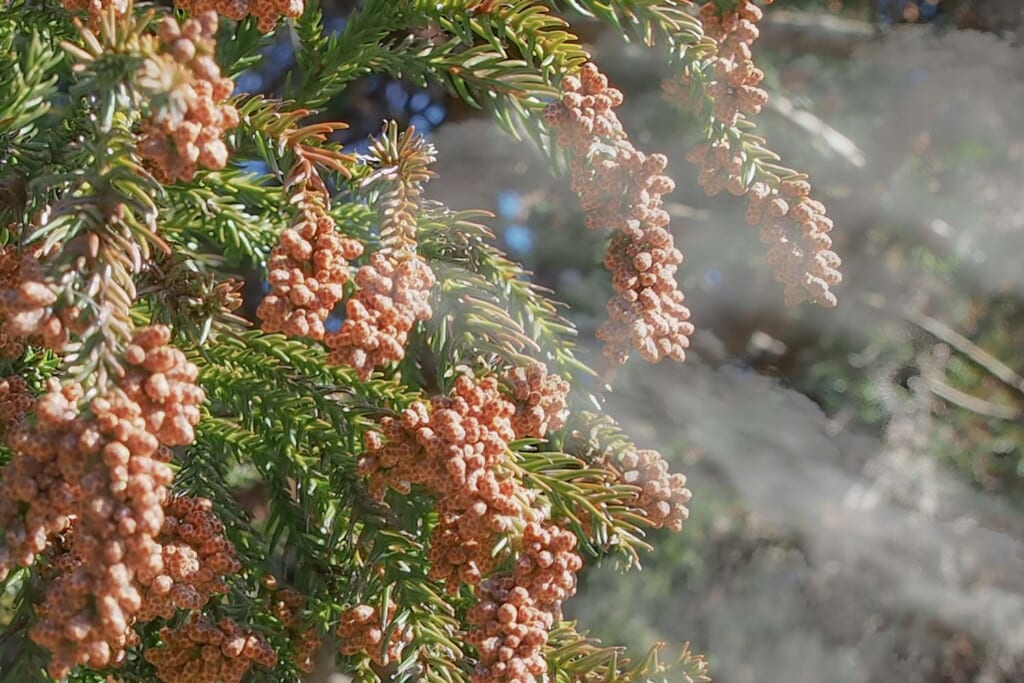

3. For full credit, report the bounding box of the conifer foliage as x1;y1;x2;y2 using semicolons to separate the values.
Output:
0;0;836;681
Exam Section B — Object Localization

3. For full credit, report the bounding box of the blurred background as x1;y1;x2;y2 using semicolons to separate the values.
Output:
250;1;1024;681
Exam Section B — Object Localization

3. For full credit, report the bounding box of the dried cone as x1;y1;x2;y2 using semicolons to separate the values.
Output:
137;13;239;184
545;63;694;364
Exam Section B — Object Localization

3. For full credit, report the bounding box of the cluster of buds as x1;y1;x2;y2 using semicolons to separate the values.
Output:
175;0;303;33
467;523;582;683
360;375;525;592
613;449;691;532
504;362;569;440
28;380;174;678
324;252;435;380
545;63;694;364
144;614;277;683
263;575;322;674
137;13;239;184
0;246;65;356
10;325;204;678
119;325;205;446
337;603;409;667
137;496;240;622
257;162;364;341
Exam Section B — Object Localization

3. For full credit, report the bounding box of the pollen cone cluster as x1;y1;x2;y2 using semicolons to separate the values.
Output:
137;13;239;184
545;63;694;364
679;1;769;129
337;603;409;667
359;374;524;592
257;161;364;341
665;2;842;307
614;448;691;532
137;496;240;622
360;369;584;681
0;246;66;355
264;577;322;674
324;252;435;379
60;0;128;23
467;522;582;683
746;179;841;306
0;377;74;578
0;325;205;679
666;0;768;197
505;362;569;440
324;125;437;380
145;614;277;683
175;0;303;33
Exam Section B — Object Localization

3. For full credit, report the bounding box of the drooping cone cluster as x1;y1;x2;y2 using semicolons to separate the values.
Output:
325;252;435;379
175;0;303;33
337;603;410;667
0;246;66;356
0;325;206;679
665;2;842;307
324;125;437;380
144;614;277;683
467;522;582;683
360;375;525;591
137;13;239;184
0;377;75;576
257;157;364;341
683;2;769;130
746;179;841;306
545;63;694;364
505;362;569;440
613;448;691;532
263;576;322;674
136;496;240;622
360;369;584;682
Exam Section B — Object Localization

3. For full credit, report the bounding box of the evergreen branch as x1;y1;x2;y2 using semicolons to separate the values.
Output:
292;0;412;108
232;94;358;183
512;449;653;564
159;170;284;269
417;203;597;394
551;0;705;52
0;18;65;174
547;623;709;682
